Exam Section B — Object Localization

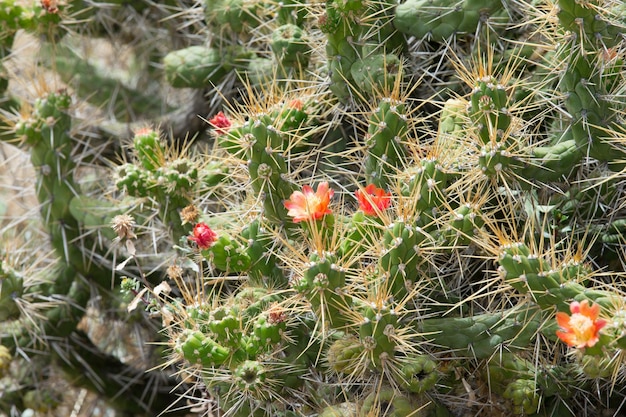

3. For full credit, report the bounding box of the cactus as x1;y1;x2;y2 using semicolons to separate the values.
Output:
3;0;626;416
394;0;509;41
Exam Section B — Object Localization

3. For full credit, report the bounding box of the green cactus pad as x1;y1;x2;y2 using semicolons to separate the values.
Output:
207;234;252;272
394;0;508;41
164;46;251;88
358;301;398;369
397;355;439;394
296;252;352;329
359;386;414;417
177;330;230;368
271;24;310;68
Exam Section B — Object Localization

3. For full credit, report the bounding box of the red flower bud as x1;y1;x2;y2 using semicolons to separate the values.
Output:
209;112;231;135
188;222;217;249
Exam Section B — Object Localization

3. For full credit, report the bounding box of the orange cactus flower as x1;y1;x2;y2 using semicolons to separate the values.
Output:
556;300;607;349
356;184;391;216
284;182;334;223
188;222;217;250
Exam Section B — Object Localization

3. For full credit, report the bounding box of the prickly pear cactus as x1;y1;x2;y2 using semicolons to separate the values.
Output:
2;0;626;416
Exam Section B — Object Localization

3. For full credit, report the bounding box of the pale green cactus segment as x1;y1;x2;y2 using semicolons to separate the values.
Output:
0;344;10;378
219;358;307;413
37;176;77;226
297;252;352;329
184;303;211;331
321;0;403;102
177;330;230;368
340;211;385;257
321;0;364;102
485;352;534;388
201;160;229;187
521;139;583;182
497;242;548;284
22;388;60;413
553;1;626;169
157;158;198;191
18;90;72;148
133;128;164;171
114;163;153;197
397;355;439;394
207;305;242;348
402;158;449;216
393;0;508;41
251;308;288;349
247;159;294;223
358;302;398;369
163;45;251;89
21;90;85;260
561;59;615;162
206;233;252;272
469;76;511;145
436;98;467;161
273;100;311;134
365;98;408;188
478;142;517;177
380;221;431;299
233;360;266;391
327;58;353;101
442;203;484;246
503;379;539;415
242;56;285;90
497;243;619;311
326;334;364;375
359;386;414;417
233;285;285;321
204;0;260;33
485;353;572;407
601;219;626;244
321;0;365;38
271;24;310;68
241;219;286;286
580;355;617;379
244;115;297;223
350;53;403;98
420;307;541;359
